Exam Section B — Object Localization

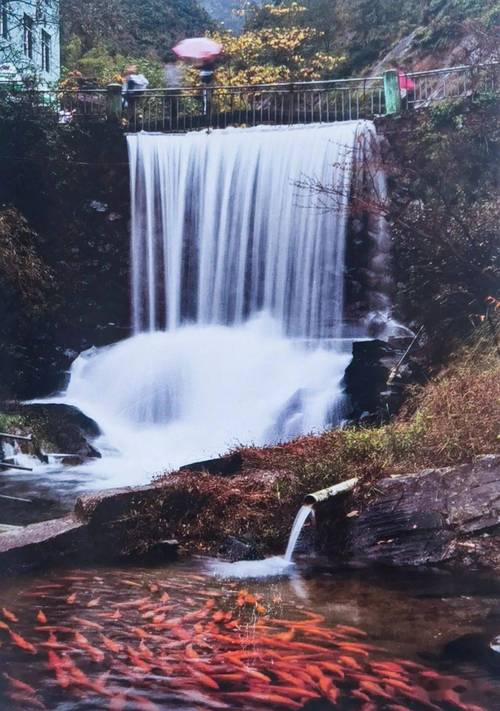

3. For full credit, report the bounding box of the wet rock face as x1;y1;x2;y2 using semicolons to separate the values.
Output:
342;337;423;424
316;455;500;571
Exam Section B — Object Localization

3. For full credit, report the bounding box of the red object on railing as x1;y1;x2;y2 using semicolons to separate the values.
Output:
398;73;416;91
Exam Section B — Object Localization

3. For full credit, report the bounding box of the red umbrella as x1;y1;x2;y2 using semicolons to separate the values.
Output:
172;37;222;62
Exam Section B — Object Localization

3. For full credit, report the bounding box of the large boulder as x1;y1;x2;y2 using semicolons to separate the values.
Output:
315;454;500;571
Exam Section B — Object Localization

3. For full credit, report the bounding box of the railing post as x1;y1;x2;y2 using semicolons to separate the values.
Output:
383;70;401;115
106;82;123;123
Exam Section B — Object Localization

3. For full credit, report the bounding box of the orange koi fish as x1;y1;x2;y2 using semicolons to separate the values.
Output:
109;693;128;711
97;609;122;621
339;655;362;670
191;669;220;690
138;639;154;659
6;691;46;709
337;641;370;656
213;672;246;682
0;620;10;630
74;631;105;663
129;625;150;639
171;626;191;641
101;634;122;653
352;689;372;703
35;625;73;634
113;596;151;609
64;657;109;695
371;661;407;674
9;629;37;654
266;686;320;700
2;607;18;623
86;596;101;608
40;632;67;650
127;696;161;711
3;672;36;695
36;610;47;624
223;692;301;708
185;643;199;659
243;667;271;683
71;616;103;630
126;646;152;672
321;661;345;679
335;624;368;637
47;650;71;688
65;593;77;605
359;680;392;699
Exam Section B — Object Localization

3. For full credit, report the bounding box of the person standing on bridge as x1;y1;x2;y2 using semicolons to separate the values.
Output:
122;64;150;127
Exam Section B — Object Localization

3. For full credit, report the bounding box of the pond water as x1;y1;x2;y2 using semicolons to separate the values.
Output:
0;558;498;710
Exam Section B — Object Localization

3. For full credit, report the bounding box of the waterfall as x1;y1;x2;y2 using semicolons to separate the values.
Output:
50;120;389;488
128;121;375;339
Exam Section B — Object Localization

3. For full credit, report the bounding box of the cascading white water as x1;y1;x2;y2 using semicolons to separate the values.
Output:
128;122;373;338
48;120;389;489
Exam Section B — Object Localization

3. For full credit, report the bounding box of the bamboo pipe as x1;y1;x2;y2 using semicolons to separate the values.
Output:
304;477;358;505
0;432;33;442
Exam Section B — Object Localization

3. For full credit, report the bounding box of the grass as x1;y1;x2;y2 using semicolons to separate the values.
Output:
146;329;499;556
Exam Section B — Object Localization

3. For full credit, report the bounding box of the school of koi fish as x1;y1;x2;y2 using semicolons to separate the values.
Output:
0;566;496;711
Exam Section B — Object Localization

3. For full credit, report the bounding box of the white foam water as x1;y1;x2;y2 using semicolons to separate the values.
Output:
53;314;350;488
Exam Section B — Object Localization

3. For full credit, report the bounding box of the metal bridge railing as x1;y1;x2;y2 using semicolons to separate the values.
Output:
2;63;497;132
122;77;386;132
405;63;499;107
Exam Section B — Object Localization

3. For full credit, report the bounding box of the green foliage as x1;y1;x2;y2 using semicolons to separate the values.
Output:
0;412;25;433
387;95;500;363
60;0;213;68
62;44;164;87
246;1;498;78
0;89;130;398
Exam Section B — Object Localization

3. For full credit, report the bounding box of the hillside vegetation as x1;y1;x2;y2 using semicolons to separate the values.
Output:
58;0;499;86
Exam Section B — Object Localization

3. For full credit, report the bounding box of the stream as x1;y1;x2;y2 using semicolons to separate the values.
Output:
0;559;499;710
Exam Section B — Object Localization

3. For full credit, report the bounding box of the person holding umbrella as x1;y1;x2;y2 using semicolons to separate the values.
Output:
172;37;222;117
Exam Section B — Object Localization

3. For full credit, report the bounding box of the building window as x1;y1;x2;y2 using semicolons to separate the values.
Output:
41;30;51;72
23;14;34;60
0;0;8;39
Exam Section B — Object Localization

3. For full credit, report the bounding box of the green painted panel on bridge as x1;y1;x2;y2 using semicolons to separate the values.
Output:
384;70;402;115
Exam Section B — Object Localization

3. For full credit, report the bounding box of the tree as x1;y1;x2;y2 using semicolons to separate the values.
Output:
60;0;213;61
206;3;345;85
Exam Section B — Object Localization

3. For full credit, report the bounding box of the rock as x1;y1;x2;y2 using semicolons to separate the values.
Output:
0;494;59;526
0;516;91;573
124;539;179;564
441;633;500;670
15;403;102;460
342;339;391;422
75;484;162;523
218;535;260;562
180;452;243;476
0;482;179;574
316;455;500;571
